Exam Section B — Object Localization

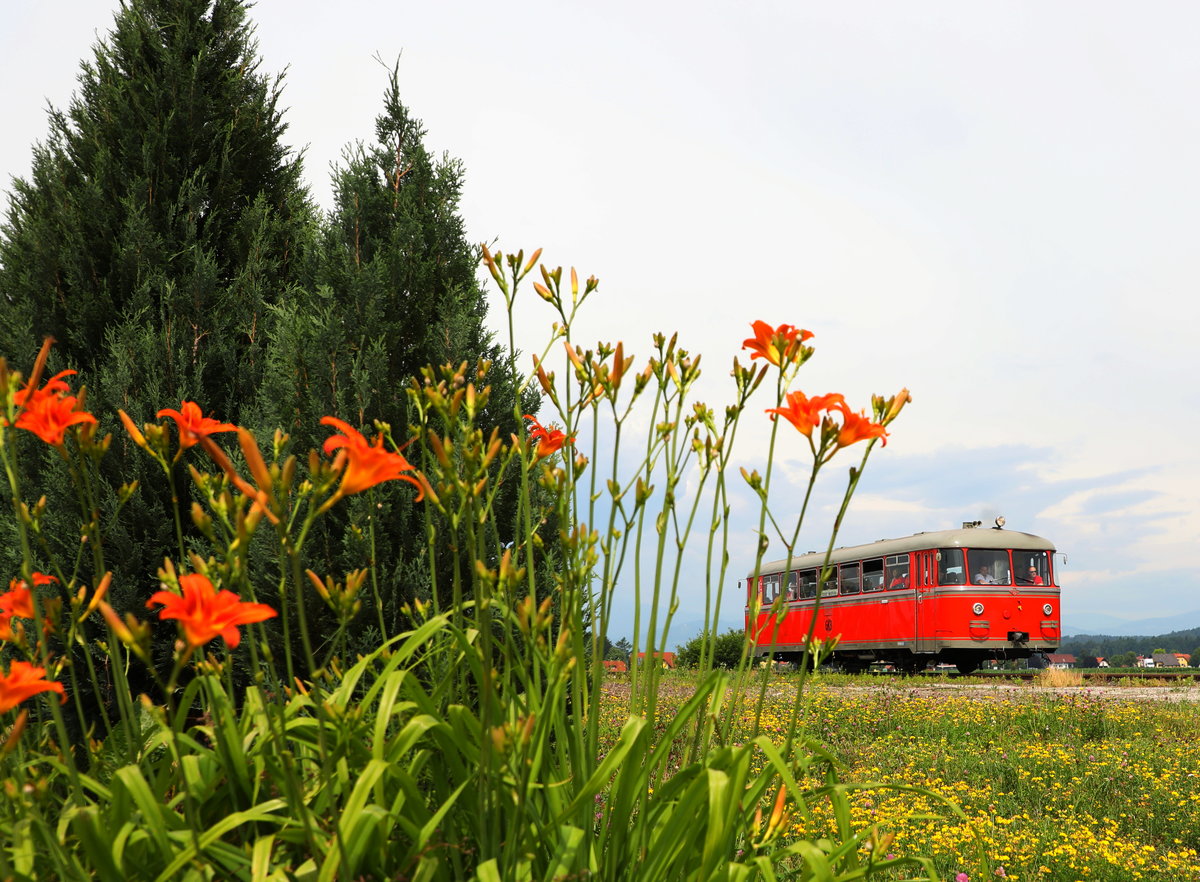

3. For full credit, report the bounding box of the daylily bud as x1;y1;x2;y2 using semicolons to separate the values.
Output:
481;243;504;286
2;710;28;756
427;430;451;468
99;601;137;650
554;629;572;662
305;569;332;602
281;455;297;493
117;409;148;449
765;785;787;837
191;501;214;539
238;429;273;496
481;429;503;469
534;356;554;396
611;342;628;390
522;248;542;276
77;572;112;624
563;341;585;371
25;337;54;396
883;387;912;424
491;724;508;753
117;482;139;506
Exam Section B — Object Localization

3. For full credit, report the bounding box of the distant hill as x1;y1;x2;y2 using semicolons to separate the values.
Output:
1059;625;1200;660
1062;610;1200;637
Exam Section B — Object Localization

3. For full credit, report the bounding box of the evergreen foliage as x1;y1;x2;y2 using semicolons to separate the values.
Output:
0;0;313;611
256;65;537;632
0;0;310;408
606;636;633;661
0;4;534;666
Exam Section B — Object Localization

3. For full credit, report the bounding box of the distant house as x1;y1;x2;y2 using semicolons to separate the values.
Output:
1096;657;1109;668
635;651;676;669
1152;653;1186;668
602;660;628;673
1046;653;1076;669
1136;655;1155;668
1176;653;1192;667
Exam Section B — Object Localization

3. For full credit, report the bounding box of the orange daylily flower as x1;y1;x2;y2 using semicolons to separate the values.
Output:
0;572;57;619
524;414;573;459
765;391;846;438
14;369;74;406
321;417;425;500
833;404;889;449
0;661;66;713
0;586;33;622
156;401;237;449
742;321;814;367
0;573;61;643
13;369;97;446
146;573;277;649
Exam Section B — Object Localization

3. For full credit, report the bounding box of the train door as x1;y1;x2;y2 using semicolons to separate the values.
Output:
913;550;938;651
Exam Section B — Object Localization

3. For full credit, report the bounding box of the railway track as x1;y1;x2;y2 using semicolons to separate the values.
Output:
950;669;1200;682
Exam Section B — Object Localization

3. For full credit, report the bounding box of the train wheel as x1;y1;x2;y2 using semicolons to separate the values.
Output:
955;660;980;675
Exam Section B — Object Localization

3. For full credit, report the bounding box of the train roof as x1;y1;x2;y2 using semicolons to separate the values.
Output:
749;527;1056;578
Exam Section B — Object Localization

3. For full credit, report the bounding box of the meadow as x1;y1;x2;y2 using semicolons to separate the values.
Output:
600;674;1200;882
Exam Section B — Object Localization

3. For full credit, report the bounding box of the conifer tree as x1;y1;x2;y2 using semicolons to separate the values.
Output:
0;0;312;600
259;67;536;635
1;0;310;408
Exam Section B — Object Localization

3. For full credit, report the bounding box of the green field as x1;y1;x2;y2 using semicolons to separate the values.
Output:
600;674;1200;882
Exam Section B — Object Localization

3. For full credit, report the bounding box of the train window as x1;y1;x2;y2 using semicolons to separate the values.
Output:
764;573;780;601
862;558;884;591
839;562;861;595
786;571;799;600
798;569;817;598
938;548;966;585
885;554;908;590
818;566;837;597
968;549;1011;585
1013;550;1050;585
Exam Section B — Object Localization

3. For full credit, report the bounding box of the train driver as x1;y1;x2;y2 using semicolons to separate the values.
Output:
973;563;996;585
1023;566;1044;586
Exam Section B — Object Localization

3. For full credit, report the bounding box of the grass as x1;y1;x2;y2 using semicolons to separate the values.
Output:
600;672;1200;881
1034;668;1085;687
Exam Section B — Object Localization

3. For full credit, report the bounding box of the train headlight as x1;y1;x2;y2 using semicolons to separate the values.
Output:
972;602;985;615
1042;603;1053;616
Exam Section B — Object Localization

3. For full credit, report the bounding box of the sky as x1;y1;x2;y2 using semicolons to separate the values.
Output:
3;1;1199;641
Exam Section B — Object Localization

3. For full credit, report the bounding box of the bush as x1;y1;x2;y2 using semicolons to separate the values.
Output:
676;628;747;669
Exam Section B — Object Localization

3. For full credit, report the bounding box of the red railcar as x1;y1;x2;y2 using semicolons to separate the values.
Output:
744;523;1061;674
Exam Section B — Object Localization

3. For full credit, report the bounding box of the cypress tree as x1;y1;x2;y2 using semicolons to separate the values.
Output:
258;67;536;635
261;65;509;437
0;0;313;603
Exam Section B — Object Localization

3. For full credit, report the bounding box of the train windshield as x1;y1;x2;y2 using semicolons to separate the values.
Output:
968;549;1011;585
937;548;966;585
1013;549;1051;585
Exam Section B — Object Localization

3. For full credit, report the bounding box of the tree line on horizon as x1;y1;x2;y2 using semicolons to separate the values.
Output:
0;0;538;672
1059;627;1200;667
